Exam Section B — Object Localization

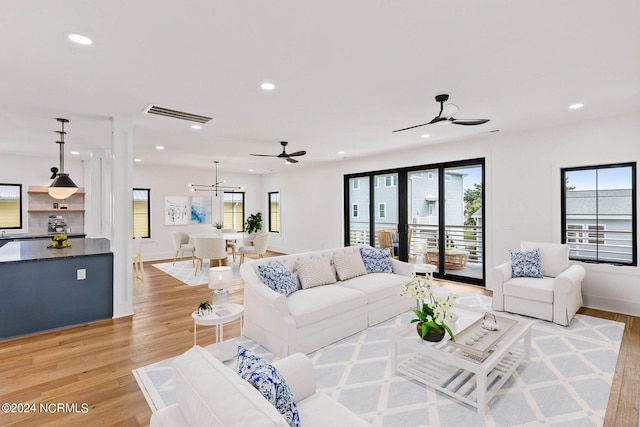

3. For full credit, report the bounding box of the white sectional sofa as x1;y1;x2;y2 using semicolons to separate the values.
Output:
240;246;414;357
150;345;369;427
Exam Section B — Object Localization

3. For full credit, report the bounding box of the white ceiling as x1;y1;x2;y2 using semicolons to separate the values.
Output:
1;1;639;175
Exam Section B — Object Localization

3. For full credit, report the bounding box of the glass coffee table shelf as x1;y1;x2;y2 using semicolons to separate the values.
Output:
390;305;533;417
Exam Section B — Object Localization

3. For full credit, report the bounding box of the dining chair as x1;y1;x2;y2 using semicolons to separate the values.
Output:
194;237;227;275
132;237;145;292
172;231;195;266
221;228;240;261
238;232;270;265
375;230;396;258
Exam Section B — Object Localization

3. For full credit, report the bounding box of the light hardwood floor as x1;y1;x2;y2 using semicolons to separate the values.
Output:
0;256;638;426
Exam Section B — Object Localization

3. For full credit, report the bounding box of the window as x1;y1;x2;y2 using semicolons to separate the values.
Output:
132;188;150;238
0;183;22;229
223;192;245;231
384;176;397;187
352;179;359;190
427;172;434;180
269;192;280;233
562;162;636;265
352;203;359;218
378;202;386;219
445;174;452;182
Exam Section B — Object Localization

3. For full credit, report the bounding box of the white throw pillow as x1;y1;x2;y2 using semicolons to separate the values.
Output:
296;258;337;289
333;252;367;281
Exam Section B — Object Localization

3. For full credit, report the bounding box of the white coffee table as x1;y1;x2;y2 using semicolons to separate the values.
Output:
390;304;533;417
192;303;244;361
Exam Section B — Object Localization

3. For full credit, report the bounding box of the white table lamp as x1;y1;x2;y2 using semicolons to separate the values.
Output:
413;242;427;264
209;266;232;308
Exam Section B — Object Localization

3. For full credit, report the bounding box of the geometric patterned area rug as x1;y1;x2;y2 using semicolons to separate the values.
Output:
152;257;241;286
132;291;624;426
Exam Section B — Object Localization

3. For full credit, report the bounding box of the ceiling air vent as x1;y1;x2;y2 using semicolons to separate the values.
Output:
143;105;213;124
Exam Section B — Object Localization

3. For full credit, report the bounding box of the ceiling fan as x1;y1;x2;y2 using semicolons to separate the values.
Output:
250;141;307;164
392;94;489;133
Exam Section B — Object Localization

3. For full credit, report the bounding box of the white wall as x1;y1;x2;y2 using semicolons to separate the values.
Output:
133;163;262;261
260;112;640;316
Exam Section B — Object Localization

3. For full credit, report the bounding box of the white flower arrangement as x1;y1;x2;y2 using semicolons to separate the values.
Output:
399;275;457;340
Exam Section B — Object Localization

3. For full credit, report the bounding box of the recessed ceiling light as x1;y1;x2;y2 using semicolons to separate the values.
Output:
338;151;345;155
134;158;142;162
155;146;164;150
569;103;584;110
248;169;254;172
421;134;430;138
260;82;275;91
67;33;93;45
191;125;202;130
70;151;80;155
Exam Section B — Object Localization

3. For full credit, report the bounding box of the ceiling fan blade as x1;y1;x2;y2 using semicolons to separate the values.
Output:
287;150;306;157
285;157;299;164
250;153;279;157
392;122;431;133
450;118;490;126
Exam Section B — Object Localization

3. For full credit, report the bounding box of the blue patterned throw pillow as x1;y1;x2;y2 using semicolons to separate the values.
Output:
509;248;543;278
258;262;297;296
360;247;393;273
237;346;300;427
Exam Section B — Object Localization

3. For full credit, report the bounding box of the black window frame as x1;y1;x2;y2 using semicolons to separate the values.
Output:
0;183;22;230
223;191;246;232
132;188;151;238
268;191;280;233
561;162;637;266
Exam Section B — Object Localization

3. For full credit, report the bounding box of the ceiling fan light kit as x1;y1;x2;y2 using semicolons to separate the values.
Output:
188;161;243;197
49;118;79;200
392;94;490;133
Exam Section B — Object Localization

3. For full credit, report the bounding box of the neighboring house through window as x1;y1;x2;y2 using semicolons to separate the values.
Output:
352;203;359;218
223;192;245;231
269;191;280;233
132;188;150;238
378;202;386;219
562;162;636;265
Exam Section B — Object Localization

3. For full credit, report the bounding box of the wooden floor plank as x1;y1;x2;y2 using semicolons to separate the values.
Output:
0;253;637;426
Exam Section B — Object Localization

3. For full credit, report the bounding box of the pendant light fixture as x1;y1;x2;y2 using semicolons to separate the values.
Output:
188;161;243;197
48;118;79;200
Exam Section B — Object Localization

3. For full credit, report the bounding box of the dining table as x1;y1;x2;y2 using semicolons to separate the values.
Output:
189;231;247;266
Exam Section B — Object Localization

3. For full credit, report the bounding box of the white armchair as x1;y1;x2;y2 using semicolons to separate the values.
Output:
489;241;585;326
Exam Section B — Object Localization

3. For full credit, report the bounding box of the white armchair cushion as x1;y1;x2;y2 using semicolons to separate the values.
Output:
503;276;555;303
296;258;337;289
509;248;543;278
521;241;569;277
333;251;367;281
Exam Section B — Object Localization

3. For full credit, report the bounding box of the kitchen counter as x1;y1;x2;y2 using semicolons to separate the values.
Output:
0;237;109;263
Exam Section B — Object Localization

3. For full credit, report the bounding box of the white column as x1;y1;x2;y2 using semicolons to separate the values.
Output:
83;148;111;238
111;117;134;318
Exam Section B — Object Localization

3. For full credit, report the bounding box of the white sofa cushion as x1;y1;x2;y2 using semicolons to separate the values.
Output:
287;286;367;328
503;276;555;303
333;251;367;281
339;273;409;304
172;346;287;427
521;241;569;278
296;258;337;289
238;346;300;427
296;393;371;427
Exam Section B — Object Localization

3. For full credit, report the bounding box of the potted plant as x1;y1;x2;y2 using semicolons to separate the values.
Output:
196;301;212;316
399;275;456;342
244;212;263;237
213;221;224;230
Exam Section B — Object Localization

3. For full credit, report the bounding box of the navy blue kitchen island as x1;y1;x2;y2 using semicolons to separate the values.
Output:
0;238;113;340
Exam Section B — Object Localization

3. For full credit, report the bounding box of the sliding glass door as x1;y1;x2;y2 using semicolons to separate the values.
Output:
346;158;484;286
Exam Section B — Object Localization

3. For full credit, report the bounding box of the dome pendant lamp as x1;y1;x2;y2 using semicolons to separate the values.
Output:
48;118;78;200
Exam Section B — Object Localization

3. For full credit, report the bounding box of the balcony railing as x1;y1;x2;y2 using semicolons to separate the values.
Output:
348;222;483;264
565;228;634;264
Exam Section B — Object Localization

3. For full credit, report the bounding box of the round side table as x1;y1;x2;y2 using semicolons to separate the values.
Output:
192;303;244;360
413;263;437;278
